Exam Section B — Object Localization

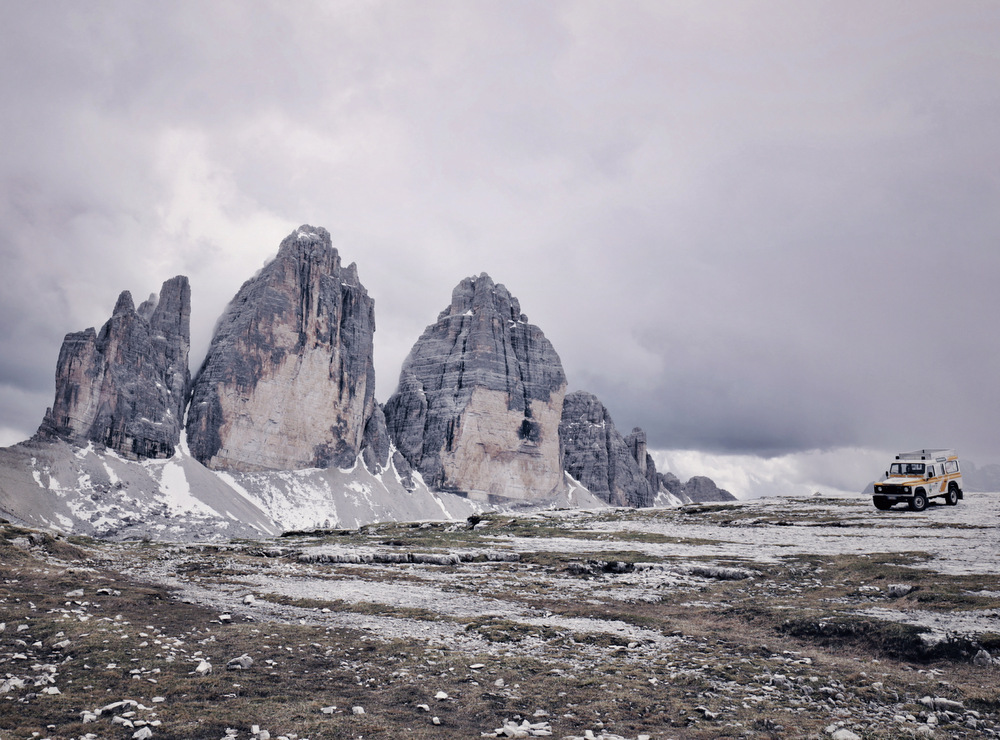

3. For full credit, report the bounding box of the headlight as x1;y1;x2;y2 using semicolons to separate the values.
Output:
875;486;882;492
901;486;909;493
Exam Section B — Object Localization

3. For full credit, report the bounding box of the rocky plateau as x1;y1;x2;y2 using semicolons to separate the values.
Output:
1;493;997;739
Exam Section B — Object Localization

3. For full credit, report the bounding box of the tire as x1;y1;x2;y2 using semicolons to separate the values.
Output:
873;496;892;511
910;491;928;512
946;485;959;506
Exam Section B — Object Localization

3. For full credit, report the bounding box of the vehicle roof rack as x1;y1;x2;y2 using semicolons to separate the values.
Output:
895;449;956;461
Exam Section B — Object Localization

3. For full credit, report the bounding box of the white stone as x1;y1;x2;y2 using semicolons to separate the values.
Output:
830;730;861;740
434;691;449;700
227;654;254;670
933;697;964;711
974;648;993;667
1;677;23;693
352;706;365;715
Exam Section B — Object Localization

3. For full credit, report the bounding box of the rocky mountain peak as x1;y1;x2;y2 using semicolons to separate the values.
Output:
37;276;191;459
186;225;377;472
112;290;135;317
384;274;567;500
277;225;339;264
560;391;656;507
684;475;737;502
441;273;525;322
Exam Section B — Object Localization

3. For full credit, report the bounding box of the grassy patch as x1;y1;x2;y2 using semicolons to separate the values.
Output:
259;593;443;622
463;617;560;643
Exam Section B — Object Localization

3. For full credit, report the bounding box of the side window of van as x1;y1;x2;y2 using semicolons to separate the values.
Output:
927;465;935;477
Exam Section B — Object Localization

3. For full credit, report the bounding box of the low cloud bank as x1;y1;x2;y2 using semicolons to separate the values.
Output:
0;427;26;448
651;447;892;500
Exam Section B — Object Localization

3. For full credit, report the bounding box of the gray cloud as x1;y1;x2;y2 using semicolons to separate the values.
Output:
1;1;998;466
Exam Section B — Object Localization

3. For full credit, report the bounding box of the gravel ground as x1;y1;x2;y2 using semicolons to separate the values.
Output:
2;494;999;739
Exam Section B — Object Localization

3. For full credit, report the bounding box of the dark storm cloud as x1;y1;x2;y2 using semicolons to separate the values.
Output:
1;1;998;469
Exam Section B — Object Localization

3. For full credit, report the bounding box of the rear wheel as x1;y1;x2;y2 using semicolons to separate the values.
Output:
873;496;892;510
946;485;959;506
910;491;928;511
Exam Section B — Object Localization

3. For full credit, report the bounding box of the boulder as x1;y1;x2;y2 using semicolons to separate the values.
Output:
226;654;253;670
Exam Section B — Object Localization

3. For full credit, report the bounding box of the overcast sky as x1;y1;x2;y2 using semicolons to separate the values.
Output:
2;1;998;494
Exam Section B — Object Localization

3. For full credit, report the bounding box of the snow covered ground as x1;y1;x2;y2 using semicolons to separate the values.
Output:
574;492;1000;576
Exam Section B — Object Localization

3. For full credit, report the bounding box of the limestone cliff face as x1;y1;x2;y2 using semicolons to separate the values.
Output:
623;426;695;502
186;225;376;472
624;427;660;497
559;391;655;507
384;274;567;500
37;276;191;459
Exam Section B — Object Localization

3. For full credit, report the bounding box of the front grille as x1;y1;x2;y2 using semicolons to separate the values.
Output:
877;485;909;496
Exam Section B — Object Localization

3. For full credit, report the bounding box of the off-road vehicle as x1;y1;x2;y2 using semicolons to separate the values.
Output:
873;449;963;511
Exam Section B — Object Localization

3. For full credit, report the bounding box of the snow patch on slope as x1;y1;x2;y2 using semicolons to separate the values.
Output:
150;458;220;518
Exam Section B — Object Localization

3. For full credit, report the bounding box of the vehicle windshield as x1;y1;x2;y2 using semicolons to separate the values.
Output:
890;462;925;476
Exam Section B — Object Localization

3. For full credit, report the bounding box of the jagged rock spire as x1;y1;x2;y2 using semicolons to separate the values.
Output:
186;225;377;472
37;276;191;459
559;391;656;507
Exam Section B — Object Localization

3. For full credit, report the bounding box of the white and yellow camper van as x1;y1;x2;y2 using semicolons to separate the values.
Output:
872;449;963;511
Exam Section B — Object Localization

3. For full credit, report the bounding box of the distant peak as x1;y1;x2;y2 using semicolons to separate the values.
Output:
113;290;135;317
137;292;159;321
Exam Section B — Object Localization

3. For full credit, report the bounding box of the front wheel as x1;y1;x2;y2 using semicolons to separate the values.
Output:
910;491;928;512
946;485;959;506
873;496;892;510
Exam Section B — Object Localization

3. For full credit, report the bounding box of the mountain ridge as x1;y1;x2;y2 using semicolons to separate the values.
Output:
1;226;733;539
